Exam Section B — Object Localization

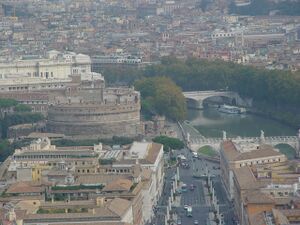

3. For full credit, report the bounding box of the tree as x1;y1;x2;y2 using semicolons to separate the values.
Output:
0;99;18;108
153;135;184;152
15;104;32;112
135;77;187;121
0;113;44;138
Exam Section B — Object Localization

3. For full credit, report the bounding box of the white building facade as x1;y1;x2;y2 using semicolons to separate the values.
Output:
0;50;91;80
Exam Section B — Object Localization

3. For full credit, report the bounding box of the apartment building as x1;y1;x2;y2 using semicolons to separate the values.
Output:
220;140;300;225
220;140;287;199
0;138;164;225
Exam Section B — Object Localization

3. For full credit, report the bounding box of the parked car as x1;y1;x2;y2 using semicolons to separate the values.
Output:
181;162;190;169
192;152;199;158
190;184;195;191
176;189;182;194
194;219;199;224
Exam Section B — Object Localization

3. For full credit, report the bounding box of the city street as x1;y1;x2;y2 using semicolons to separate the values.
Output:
176;148;235;225
151;147;235;225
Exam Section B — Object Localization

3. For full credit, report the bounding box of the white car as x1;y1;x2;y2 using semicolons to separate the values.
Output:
192;152;198;158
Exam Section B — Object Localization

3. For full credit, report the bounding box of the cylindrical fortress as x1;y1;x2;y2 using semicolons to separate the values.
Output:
47;102;141;138
47;85;142;138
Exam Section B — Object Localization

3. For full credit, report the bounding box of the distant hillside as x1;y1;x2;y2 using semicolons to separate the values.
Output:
229;0;300;16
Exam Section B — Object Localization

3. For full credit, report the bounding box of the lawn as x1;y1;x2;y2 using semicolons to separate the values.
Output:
198;145;218;157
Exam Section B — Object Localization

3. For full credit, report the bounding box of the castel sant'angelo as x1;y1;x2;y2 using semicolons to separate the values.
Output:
47;74;141;138
0;50;142;138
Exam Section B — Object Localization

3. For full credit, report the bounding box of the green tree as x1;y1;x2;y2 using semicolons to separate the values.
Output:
153;135;184;152
14;104;32;112
0;99;18;108
135;77;186;121
0;113;44;138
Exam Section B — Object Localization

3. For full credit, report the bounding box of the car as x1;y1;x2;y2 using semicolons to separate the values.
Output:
194;219;199;224
181;162;190;169
177;219;182;225
181;183;188;192
190;184;195;191
192;152;198;158
184;204;188;210
176;189;182;194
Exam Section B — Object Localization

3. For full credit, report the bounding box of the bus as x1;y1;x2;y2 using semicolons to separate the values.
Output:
186;206;192;217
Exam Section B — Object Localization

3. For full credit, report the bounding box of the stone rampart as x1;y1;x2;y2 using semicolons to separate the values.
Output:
47;102;141;138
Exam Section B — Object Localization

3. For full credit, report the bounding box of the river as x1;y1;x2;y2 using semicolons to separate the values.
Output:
187;108;298;158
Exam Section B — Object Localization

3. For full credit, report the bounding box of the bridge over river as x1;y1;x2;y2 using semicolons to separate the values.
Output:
179;122;300;157
183;91;252;109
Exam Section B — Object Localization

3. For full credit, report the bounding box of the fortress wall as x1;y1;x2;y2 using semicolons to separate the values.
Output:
47;116;141;138
47;102;141;137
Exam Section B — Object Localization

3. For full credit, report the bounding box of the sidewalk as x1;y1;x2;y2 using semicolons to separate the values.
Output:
203;180;212;206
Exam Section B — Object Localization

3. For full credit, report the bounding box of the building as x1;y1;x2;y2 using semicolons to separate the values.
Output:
220;140;300;225
232;164;300;225
46;76;141;138
92;54;143;71
220;140;287;200
0;50;91;80
113;142;164;223
1;138;164;225
0;51;142;138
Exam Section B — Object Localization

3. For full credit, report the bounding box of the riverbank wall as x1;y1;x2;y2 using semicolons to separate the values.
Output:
247;103;300;130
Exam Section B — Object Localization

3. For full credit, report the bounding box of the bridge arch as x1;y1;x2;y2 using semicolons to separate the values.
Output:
183;91;252;109
274;143;297;159
185;97;202;109
202;95;237;107
197;145;219;157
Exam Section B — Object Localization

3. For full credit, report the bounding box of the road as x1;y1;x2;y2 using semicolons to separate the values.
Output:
176;148;235;225
151;147;235;225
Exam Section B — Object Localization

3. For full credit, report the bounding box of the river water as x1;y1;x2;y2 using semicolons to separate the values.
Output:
187;108;297;138
187;108;298;158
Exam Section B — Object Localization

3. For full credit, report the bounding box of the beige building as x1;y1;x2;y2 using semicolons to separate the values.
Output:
220;140;287;199
112;142;164;224
220;141;300;225
0;50;91;80
1;139;164;225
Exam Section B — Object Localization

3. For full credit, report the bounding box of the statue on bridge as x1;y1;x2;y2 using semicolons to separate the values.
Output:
187;132;190;143
260;130;265;144
222;130;227;141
